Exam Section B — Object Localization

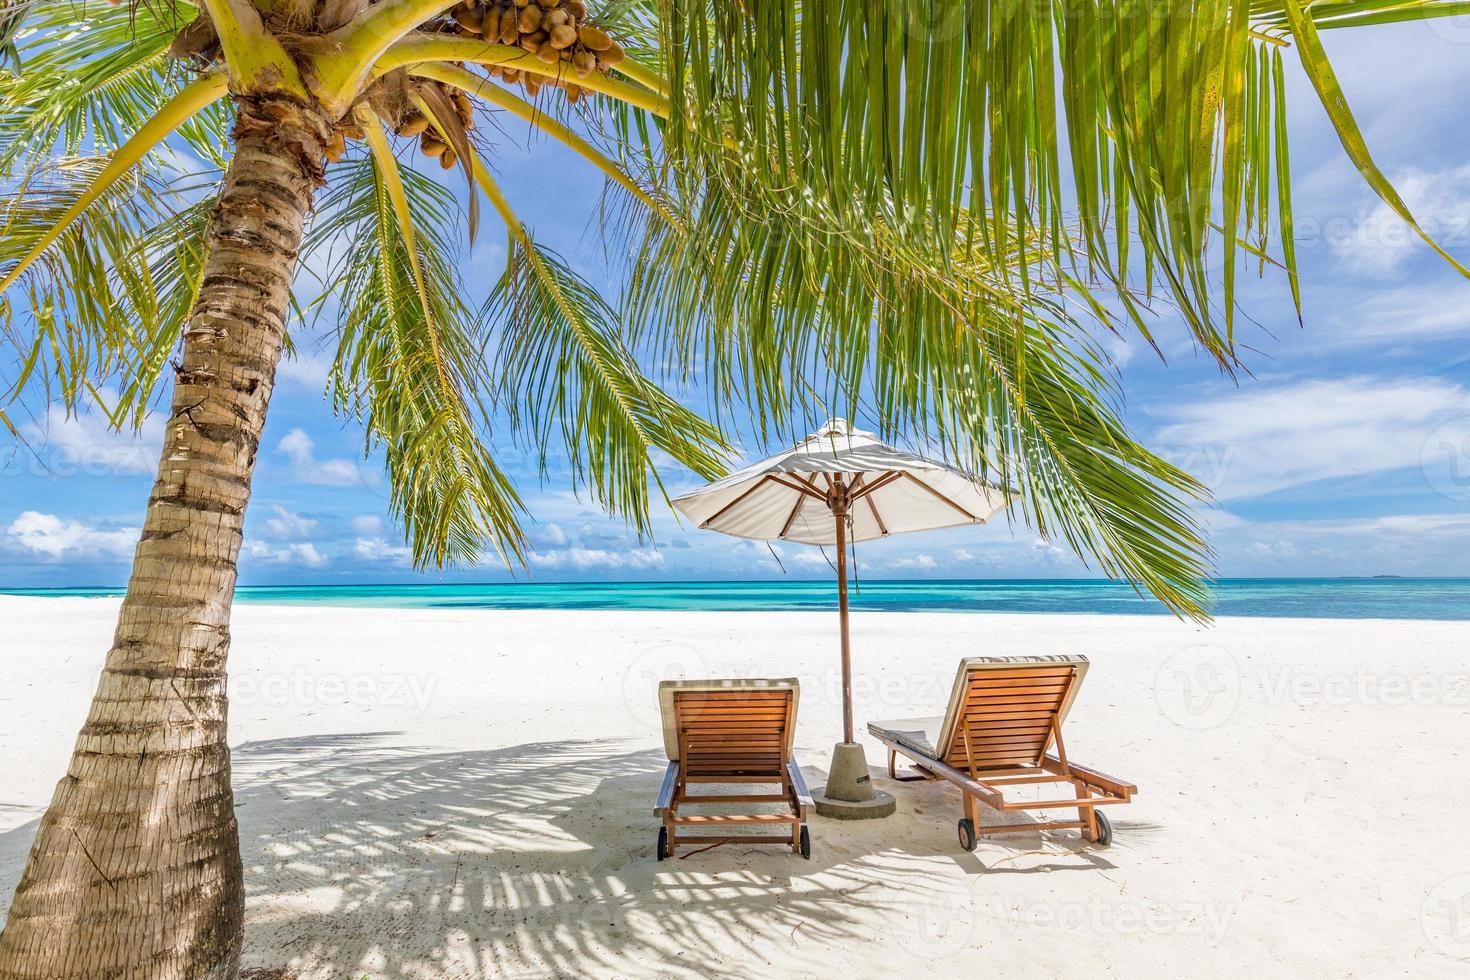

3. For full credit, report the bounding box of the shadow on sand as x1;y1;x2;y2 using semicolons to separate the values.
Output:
2;731;1137;978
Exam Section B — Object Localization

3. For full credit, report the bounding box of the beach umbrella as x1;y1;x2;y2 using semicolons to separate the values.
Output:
672;419;1014;817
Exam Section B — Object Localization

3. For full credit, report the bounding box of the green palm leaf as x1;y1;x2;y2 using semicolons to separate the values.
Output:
625;166;1212;616
305;150;527;569
485;231;730;533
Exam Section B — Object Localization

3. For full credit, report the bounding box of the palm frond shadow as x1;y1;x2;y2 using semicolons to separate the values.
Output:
229;733;951;979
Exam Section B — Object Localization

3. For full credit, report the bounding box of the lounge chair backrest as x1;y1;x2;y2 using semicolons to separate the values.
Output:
658;677;800;777
934;656;1089;770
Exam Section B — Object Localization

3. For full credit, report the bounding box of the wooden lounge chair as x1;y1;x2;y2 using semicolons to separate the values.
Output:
868;655;1136;852
654;677;812;860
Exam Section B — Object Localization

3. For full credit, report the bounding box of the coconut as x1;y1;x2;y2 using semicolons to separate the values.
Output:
535;43;560;64
516;4;541;32
421;136;448;158
439;148;458;169
544;7;568;27
498;8;518;43
571;49;595;77
452;6;483;32
549;23;576;49
601;40;625;65
577;25;611;51
396;113;429;137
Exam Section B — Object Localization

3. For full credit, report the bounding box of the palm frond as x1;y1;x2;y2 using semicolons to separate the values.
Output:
467;154;728;534
657;0;1469;367
0;155;213;419
625;167;1213;616
305;150;527;569
0;0;229;172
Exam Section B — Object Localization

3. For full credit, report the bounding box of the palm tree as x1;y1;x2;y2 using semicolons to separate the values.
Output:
0;0;1464;973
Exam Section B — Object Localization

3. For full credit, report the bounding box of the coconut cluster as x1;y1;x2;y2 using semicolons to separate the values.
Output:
445;0;624;102
396;88;479;169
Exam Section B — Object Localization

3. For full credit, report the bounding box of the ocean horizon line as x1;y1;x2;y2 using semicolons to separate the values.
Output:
4;577;1469;621
5;574;1466;591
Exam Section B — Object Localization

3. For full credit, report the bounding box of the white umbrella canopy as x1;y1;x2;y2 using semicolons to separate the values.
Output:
672;419;1015;816
672;418;1014;545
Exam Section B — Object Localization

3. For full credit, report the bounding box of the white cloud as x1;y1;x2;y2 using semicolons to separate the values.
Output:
5;511;139;560
244;540;326;567
951;548;976;563
351;514;383;535
354;537;412;563
1321;285;1470;349
1155;375;1470;499
893;554;938;571
529;547;665;571
1332;164;1470;279
790;550;834;570
22;404;161;477
1210;511;1470;576
537;522;569;547
262;504;316;539
276;350;333;389
277;428;362;486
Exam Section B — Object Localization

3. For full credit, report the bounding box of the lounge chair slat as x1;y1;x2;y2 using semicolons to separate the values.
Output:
658;680;811;859
673;813;800;824
964;671;1073;683
963;690;1068;704
868;655;1136;852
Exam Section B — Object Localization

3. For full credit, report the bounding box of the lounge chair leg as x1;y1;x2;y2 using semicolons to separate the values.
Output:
1074;779;1097;842
958;792;982;851
888;749;897;779
791;819;801;854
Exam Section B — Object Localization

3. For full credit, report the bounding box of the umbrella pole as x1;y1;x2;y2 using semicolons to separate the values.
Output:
811;475;894;818
834;497;853;744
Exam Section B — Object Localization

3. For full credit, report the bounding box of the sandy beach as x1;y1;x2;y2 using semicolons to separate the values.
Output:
0;595;1466;977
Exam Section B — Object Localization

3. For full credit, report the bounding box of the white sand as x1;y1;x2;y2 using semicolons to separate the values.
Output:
1;595;1467;977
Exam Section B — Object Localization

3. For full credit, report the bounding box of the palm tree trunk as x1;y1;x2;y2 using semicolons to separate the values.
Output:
0;96;329;979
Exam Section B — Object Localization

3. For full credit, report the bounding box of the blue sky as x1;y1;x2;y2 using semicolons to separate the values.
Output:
3;22;1470;588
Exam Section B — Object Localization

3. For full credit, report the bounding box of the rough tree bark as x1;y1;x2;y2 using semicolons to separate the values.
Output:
0;95;330;979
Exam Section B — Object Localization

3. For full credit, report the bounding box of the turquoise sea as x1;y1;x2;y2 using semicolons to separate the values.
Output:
5;578;1470;620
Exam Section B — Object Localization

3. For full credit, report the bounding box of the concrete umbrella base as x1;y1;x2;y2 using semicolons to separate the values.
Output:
813;741;897;820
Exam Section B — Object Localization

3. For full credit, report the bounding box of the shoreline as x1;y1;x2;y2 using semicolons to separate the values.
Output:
2;597;1467;976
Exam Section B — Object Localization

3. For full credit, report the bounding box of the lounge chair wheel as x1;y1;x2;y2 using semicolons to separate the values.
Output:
799;826;811;860
957;818;978;852
1093;811;1112;847
656;826;669;861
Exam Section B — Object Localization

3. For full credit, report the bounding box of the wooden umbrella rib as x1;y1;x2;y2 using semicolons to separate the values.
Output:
901;471;981;522
700;475;777;528
777;493;806;539
850;471;901;501
865;492;889;536
768;475;827;501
